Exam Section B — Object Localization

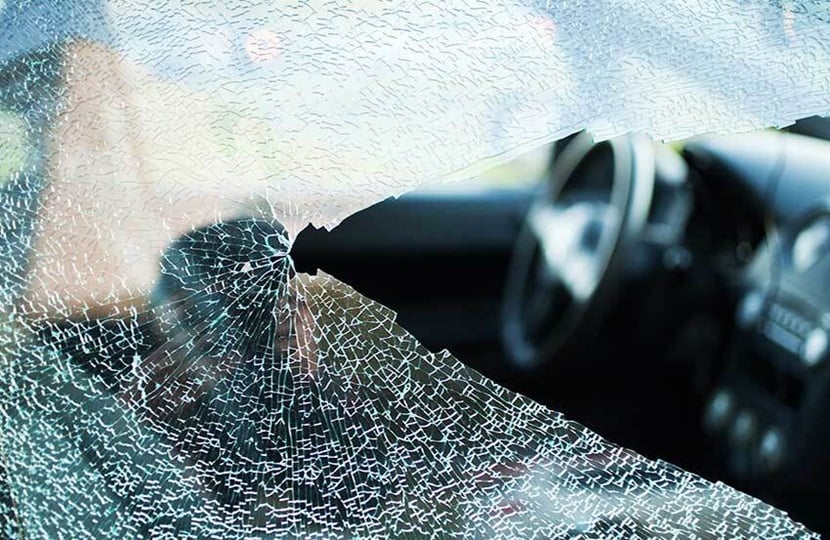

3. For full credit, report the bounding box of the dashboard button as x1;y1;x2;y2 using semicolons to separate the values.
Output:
729;410;758;449
757;426;786;473
736;291;764;329
801;328;828;367
703;389;735;434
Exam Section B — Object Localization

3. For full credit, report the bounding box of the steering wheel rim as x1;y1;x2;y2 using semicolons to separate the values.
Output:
502;132;656;370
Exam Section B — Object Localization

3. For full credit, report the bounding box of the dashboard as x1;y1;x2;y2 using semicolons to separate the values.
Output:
684;131;830;526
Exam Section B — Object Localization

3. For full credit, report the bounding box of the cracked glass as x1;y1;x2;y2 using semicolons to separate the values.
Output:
1;0;829;538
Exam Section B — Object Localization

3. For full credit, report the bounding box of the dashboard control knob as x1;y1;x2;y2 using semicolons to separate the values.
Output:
729;410;758;449
703;389;735;434
736;291;764;329
801;328;828;367
757;426;786;473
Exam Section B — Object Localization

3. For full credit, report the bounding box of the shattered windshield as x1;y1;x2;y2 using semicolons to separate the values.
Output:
1;0;829;538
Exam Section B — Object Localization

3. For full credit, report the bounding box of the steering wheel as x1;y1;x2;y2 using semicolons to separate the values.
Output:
501;132;657;370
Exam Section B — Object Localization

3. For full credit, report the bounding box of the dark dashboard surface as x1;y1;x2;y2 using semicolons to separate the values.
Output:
686;130;830;223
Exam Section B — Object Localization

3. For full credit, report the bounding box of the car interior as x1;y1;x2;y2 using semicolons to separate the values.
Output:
288;117;830;535
4;4;830;535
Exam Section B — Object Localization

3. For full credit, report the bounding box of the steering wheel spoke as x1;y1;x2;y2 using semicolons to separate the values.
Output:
528;200;616;305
